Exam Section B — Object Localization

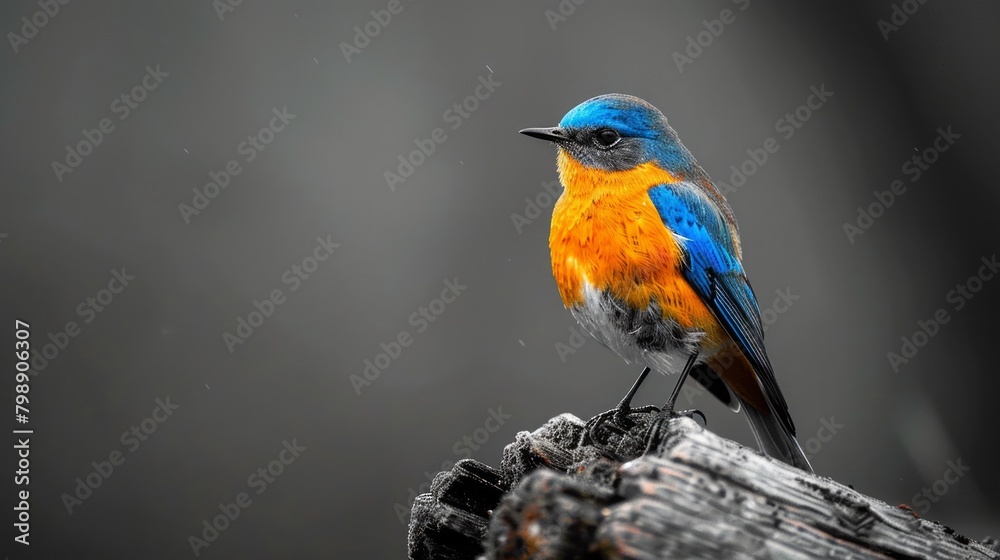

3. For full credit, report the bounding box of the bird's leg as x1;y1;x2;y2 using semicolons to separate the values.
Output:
644;352;705;454
612;366;652;424
582;367;658;447
661;352;699;418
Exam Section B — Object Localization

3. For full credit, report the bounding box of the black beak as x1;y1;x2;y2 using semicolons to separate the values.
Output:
519;127;569;142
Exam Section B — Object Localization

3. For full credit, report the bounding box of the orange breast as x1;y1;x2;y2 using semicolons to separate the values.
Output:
549;150;724;339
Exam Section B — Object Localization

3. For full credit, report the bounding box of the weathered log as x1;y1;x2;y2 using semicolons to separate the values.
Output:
408;409;999;559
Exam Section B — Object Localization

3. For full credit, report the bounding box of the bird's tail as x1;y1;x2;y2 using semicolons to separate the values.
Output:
738;395;813;473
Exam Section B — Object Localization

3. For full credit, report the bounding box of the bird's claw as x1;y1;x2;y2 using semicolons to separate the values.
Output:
643;407;707;455
581;404;658;450
658;407;707;426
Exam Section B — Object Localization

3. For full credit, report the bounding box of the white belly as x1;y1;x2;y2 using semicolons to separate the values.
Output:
570;280;710;376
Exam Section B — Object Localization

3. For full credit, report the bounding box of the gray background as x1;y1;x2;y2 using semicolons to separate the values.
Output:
3;0;999;558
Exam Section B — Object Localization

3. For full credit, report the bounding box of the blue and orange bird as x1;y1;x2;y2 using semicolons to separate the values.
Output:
520;94;813;472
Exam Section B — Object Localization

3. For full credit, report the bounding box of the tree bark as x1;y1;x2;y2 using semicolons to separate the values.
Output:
408;409;999;559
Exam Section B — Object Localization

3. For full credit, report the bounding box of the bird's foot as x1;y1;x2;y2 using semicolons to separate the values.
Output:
655;406;706;425
580;404;659;454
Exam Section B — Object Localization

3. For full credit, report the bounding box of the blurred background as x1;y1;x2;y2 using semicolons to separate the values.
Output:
2;0;999;557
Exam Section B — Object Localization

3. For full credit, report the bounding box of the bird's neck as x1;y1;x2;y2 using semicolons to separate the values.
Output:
555;150;679;199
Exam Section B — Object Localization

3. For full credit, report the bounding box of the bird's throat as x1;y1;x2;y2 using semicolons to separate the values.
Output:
555;149;679;198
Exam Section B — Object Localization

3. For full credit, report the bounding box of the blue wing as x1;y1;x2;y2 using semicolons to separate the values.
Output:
648;183;795;434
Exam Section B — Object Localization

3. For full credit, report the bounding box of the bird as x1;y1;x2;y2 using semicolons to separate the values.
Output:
519;93;813;472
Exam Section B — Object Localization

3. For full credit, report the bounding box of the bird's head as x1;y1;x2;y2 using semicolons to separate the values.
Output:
520;94;698;176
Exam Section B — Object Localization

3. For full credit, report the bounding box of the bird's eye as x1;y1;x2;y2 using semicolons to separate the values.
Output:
594;128;621;148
